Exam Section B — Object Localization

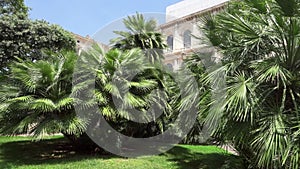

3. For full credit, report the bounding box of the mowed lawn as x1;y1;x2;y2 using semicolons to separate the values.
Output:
0;136;244;169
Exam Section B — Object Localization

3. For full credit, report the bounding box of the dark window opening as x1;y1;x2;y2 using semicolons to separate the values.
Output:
167;35;173;51
166;63;173;70
183;30;191;48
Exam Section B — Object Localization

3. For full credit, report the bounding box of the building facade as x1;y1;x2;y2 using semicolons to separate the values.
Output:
73;33;109;55
74;0;229;68
160;0;229;70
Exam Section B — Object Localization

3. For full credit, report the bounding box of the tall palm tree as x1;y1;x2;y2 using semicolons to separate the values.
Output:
182;0;300;168
110;13;174;138
111;13;167;63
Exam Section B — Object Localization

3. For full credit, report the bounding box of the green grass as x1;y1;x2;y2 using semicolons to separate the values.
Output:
0;136;244;169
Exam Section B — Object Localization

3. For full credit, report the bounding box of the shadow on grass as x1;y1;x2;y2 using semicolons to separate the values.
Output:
0;137;117;168
0;137;245;169
163;146;245;169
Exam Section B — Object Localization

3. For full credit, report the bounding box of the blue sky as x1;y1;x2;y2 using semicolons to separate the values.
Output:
24;0;182;38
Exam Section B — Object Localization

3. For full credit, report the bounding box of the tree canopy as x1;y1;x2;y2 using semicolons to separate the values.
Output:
0;0;76;71
111;13;167;63
0;0;28;16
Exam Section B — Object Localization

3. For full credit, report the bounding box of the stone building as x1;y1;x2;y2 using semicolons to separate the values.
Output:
74;0;229;68
73;33;109;55
160;0;229;70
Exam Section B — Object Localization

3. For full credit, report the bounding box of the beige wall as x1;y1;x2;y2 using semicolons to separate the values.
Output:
73;34;109;55
161;0;227;70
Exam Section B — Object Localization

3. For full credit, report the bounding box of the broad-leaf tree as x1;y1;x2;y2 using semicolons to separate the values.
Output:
0;0;28;16
0;0;75;72
0;14;76;71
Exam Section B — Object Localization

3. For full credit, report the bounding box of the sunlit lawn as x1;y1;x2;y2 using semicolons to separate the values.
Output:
0;136;244;169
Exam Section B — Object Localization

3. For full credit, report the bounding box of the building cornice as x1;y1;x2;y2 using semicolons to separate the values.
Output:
160;2;228;29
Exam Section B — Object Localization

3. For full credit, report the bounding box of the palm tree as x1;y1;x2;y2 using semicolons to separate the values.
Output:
109;13;174;138
0;51;87;141
75;46;172;138
111;13;167;63
177;52;213;144
182;0;300;168
0;45;172;151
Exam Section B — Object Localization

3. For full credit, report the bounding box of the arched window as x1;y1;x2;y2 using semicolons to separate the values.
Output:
183;30;192;48
167;35;173;51
166;63;173;70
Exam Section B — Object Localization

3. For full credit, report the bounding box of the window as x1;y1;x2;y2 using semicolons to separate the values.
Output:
167;35;173;51
181;61;185;68
166;63;173;70
183;30;191;48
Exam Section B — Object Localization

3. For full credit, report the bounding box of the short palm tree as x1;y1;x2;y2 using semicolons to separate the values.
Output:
0;45;172;149
75;46;172;138
0;51;86;140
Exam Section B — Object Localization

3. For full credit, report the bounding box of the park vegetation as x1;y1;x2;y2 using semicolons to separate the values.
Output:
1;0;300;168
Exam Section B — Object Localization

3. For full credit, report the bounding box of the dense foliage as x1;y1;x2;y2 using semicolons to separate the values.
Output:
0;0;28;16
111;13;167;63
0;15;75;69
0;0;75;71
5;1;298;168
0;51;84;139
0;46;173;150
187;0;300;168
108;13;174;138
0;7;173;153
74;46;172;138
